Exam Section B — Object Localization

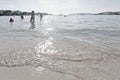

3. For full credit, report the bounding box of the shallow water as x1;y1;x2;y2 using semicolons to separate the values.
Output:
0;15;120;80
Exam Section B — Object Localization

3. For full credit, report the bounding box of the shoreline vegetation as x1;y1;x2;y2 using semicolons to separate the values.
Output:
0;10;120;16
69;11;120;15
0;10;51;16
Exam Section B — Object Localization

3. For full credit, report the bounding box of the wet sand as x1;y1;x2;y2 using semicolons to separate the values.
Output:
0;54;120;80
0;66;78;80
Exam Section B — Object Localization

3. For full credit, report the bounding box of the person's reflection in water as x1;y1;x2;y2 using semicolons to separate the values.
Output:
29;21;35;29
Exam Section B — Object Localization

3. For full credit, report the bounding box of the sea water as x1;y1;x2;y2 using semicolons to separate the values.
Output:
0;15;120;80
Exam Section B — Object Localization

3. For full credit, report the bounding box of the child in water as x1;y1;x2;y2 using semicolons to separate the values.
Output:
9;18;14;22
21;15;24;19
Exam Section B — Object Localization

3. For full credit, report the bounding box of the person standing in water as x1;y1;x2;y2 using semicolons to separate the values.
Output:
40;13;43;20
30;11;35;22
21;15;24;19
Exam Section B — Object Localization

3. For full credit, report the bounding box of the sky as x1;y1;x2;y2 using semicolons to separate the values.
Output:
0;0;120;14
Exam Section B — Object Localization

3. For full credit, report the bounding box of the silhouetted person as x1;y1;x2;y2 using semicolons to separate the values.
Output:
9;18;14;22
40;13;43;19
21;15;24;19
30;11;35;22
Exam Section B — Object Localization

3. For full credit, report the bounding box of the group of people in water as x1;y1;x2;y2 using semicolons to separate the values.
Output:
9;11;43;23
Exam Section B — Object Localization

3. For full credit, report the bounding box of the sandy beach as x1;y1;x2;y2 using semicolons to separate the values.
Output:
0;66;78;80
0;53;120;80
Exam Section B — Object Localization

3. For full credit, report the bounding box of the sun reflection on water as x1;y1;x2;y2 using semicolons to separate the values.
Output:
35;37;57;55
35;16;57;55
33;16;58;75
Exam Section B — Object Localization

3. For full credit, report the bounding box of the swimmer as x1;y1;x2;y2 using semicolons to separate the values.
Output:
9;18;14;22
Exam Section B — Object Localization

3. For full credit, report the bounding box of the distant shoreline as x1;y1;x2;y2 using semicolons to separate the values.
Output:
0;10;120;16
0;10;51;16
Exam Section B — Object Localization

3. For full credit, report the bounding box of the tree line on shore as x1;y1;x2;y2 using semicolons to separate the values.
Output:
96;11;120;15
1;10;120;16
0;10;51;16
